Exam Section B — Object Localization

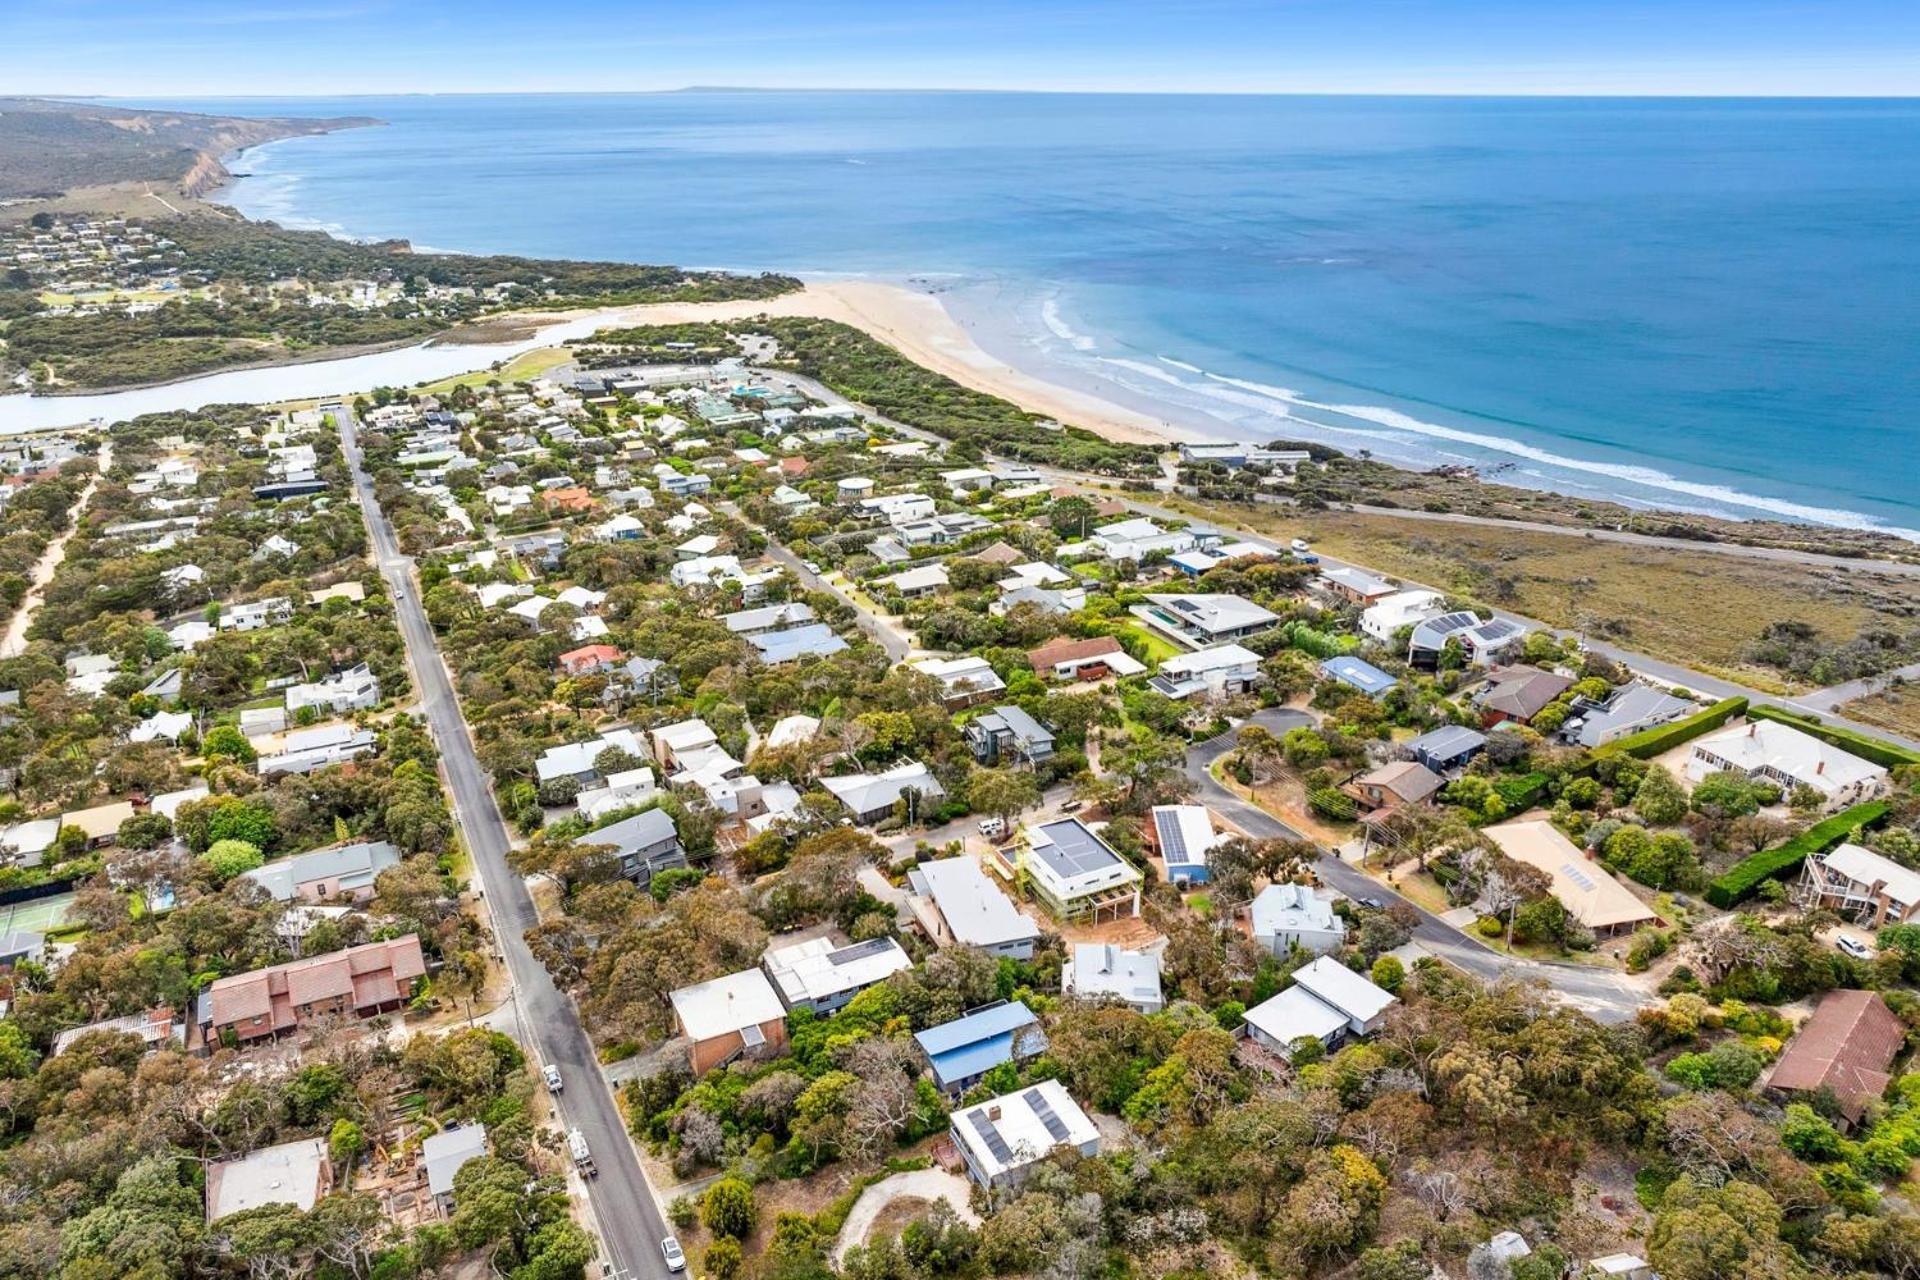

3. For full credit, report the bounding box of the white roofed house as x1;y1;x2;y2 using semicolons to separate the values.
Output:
649;719;719;772
1090;516;1195;562
1249;883;1346;956
670;968;789;1076
534;727;648;792
910;654;1007;707
1685;719;1888;811
1148;804;1223;886
205;1137;332;1223
1064;944;1163;1013
1800;841;1920;928
1408;611;1529;670
256;723;379;776
821;761;946;825
950;1080;1100;1190
284;663;380;716
1360;588;1447;643
1241;955;1398;1059
905;856;1041;960
761;935;913;1015
1148;643;1264;701
1012;817;1142;923
1132;593;1280;649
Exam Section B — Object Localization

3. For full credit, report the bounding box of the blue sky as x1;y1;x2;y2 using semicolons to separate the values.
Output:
6;0;1918;97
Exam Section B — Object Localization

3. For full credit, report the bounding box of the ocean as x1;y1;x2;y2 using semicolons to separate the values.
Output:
116;92;1920;536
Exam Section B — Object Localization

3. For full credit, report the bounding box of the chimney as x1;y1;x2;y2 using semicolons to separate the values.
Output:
1748;722;1757;737
1816;760;1825;775
987;1105;1002;1121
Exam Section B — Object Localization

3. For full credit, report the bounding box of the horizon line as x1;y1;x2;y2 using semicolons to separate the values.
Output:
63;86;1920;102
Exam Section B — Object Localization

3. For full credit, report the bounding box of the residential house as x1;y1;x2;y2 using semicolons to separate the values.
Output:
1408;611;1528;670
1765;988;1904;1125
52;1006;184;1057
1319;655;1399;697
1242;956;1397;1058
821;761;946;825
761;935;912;1015
220;597;293;632
573;767;661;825
1011;818;1142;923
1063;945;1163;1013
1360;588;1447;643
201;936;426;1048
1133;593;1279;649
1686;720;1888;810
535;727;648;790
1800;841;1920;927
1484;820;1657;938
1404;725;1487;775
1027;636;1147;682
1476;666;1574;727
205;1138;332;1223
557;644;623;677
257;724;378;776
964;705;1056;768
1249;883;1346;956
61;799;136;848
722;602;815;637
240;840;401;904
905;856;1041;960
129;710;193;744
1148;804;1223;886
1317;567;1397;606
284;664;380;716
880;564;950;598
1565;683;1694;749
421;1126;489;1216
1089;516;1195;561
579;808;686;887
750;624;848;664
1147;643;1264;700
915;1000;1047;1095
1343;761;1445;812
669;968;789;1075
910;655;1007;707
650;719;719;772
950;1081;1099;1189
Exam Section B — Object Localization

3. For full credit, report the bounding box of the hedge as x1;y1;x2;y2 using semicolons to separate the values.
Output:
1594;696;1748;760
1746;704;1920;769
1705;798;1891;908
1493;771;1551;811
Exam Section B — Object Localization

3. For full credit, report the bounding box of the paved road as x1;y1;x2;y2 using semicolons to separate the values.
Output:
335;404;670;1279
1792;661;1920;714
1187;711;1651;1024
720;498;912;661
1027;467;1920;753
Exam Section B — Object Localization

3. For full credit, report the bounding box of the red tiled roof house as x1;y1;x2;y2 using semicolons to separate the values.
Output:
1765;988;1906;1125
201;936;426;1050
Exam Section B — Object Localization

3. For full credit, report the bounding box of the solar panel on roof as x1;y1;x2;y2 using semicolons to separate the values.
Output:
969;1110;1014;1162
1157;813;1189;864
1431;614;1474;634
1562;863;1596;892
1024;1088;1072;1142
829;937;896;966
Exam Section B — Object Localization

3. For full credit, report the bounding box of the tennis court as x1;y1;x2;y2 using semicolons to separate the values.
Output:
0;892;75;935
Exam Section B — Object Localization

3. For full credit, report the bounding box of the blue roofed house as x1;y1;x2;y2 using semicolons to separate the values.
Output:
1319;655;1399;697
1149;804;1223;886
914;1000;1048;1095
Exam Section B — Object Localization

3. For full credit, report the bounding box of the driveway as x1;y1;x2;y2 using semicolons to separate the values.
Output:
830;1169;981;1265
1185;714;1653;1024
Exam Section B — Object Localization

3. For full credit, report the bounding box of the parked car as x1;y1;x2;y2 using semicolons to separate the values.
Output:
1290;538;1312;552
661;1236;687;1273
1354;895;1385;910
1838;936;1874;960
542;1064;563;1093
977;816;1007;839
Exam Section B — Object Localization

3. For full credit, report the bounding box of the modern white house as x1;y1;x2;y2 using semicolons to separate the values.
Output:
950;1080;1100;1189
1686;720;1888;811
284;663;380;716
1010;817;1142;923
910;654;1007;706
761;935;912;1015
1063;944;1164;1012
821;761;946;824
905;856;1040;960
1249;883;1346;956
1242;956;1398;1059
1132;593;1280;649
1147;643;1264;700
1360;589;1446;643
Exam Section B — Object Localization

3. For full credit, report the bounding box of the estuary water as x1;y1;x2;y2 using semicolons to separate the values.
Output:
78;93;1920;535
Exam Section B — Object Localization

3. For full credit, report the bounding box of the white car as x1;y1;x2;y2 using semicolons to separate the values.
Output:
660;1236;686;1273
1837;936;1874;960
542;1064;563;1093
1289;538;1311;552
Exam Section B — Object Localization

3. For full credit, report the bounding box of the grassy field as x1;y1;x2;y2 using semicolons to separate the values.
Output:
415;345;572;395
1117;623;1183;666
1174;500;1920;690
1839;684;1920;740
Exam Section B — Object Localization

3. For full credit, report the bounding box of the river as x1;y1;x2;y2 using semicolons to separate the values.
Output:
0;312;619;434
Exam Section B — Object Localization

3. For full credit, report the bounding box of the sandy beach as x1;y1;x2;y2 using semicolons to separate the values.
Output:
546;280;1188;448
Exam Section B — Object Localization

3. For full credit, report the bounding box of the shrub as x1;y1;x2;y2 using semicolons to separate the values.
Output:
1370;955;1405;994
1706;799;1891;907
201;838;264;883
1594;697;1747;760
701;1177;756;1240
1493;771;1550;812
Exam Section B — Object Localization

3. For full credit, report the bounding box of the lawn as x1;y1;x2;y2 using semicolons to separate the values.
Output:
1171;500;1920;690
1116;623;1183;666
415;345;572;395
